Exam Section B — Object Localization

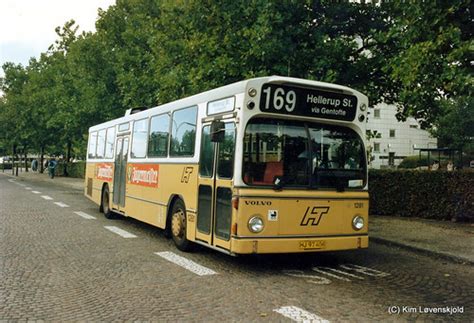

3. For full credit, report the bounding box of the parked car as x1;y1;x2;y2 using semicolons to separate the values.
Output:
0;157;12;169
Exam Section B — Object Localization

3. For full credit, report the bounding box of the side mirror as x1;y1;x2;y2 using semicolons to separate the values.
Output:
210;120;225;142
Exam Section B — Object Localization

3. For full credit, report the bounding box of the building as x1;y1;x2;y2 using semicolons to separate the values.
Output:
366;103;437;169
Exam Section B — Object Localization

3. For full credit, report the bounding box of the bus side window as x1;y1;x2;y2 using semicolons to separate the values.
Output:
96;129;106;159
170;106;197;157
148;114;170;157
105;126;116;159
88;131;98;159
131;118;148;158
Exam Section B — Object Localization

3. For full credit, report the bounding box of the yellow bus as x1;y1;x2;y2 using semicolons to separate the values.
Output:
85;76;369;255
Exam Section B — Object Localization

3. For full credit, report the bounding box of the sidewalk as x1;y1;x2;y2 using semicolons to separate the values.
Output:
370;216;474;265
2;169;473;264
1;168;84;191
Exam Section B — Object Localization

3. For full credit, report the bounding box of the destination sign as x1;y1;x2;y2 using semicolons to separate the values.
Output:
259;83;358;121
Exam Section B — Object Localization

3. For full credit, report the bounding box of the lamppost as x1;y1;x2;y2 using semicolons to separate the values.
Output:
387;144;392;167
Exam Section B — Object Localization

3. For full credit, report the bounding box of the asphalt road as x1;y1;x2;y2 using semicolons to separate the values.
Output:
1;174;472;322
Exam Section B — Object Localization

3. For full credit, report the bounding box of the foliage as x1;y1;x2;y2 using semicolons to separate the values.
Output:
366;129;382;165
369;169;474;222
377;1;472;129
433;96;474;152
398;155;430;169
0;1;471;172
56;161;86;178
96;0;161;107
152;1;392;104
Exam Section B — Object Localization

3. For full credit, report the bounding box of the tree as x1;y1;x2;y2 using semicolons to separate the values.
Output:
3;0;470;169
434;97;474;154
377;1;472;127
95;0;162;107
0;63;32;162
153;0;391;104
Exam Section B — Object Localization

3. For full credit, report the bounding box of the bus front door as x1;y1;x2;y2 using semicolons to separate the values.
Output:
112;136;129;211
196;123;235;251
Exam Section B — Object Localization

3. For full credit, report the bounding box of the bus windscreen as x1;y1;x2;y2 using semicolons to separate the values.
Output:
243;118;366;189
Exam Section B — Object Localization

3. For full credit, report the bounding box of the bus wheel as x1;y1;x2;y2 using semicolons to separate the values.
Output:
170;199;191;251
101;186;114;219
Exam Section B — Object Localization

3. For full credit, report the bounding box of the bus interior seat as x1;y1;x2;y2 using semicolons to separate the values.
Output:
247;161;283;185
263;161;283;183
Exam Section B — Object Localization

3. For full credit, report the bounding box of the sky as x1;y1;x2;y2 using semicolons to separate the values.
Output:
0;0;115;77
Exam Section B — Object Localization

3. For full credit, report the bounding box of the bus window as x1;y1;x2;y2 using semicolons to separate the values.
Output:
131;118;148;158
118;122;129;132
170;106;197;157
199;126;214;177
105;126;116;159
243;118;366;189
217;123;235;179
88;131;98;159
96;129;107;159
148;114;170;157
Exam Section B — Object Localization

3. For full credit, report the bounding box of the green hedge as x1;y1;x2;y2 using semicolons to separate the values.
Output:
56;161;86;178
369;169;474;222
398;155;430;169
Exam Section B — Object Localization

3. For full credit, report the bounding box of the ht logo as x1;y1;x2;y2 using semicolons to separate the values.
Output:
300;206;330;226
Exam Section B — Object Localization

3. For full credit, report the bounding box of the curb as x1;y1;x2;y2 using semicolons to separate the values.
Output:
370;236;474;266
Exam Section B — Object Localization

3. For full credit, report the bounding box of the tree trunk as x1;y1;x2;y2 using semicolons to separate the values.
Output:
64;141;72;177
40;146;45;174
24;151;29;172
12;144;16;176
66;141;72;162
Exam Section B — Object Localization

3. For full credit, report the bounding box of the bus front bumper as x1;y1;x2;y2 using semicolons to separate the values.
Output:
230;235;368;254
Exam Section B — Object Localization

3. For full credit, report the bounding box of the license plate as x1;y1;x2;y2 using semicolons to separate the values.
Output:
299;240;326;250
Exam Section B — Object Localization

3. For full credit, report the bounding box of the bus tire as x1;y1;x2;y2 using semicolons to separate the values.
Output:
170;199;191;251
101;185;114;219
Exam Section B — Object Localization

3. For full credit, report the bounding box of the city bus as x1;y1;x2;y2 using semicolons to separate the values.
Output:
85;76;369;255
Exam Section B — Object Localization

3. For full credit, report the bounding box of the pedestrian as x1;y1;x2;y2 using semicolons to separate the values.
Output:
31;159;38;172
447;160;454;172
48;157;58;179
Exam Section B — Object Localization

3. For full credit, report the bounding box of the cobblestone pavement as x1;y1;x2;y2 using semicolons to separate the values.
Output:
1;174;473;322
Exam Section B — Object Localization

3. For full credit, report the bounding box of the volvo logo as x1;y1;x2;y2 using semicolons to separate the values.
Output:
244;200;272;206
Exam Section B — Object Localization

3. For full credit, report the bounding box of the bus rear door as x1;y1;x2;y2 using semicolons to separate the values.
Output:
112;136;129;212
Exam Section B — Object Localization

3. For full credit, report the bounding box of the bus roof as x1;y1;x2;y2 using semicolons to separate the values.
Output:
88;76;366;132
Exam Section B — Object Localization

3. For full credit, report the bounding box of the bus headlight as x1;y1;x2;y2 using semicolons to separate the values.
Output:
248;216;264;233
352;215;365;230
